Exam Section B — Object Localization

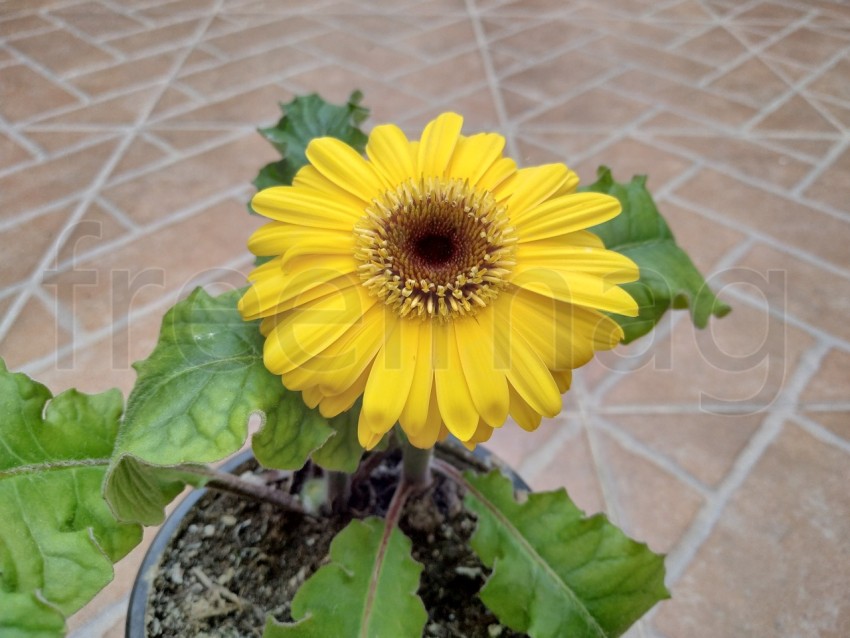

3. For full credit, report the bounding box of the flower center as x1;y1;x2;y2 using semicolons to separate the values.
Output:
354;177;516;319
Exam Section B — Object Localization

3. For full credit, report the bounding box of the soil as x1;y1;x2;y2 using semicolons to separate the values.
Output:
145;447;527;637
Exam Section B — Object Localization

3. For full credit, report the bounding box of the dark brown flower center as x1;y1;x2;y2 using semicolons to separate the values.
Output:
414;233;455;266
354;177;516;320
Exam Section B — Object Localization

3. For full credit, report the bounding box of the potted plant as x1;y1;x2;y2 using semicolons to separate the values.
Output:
0;91;729;638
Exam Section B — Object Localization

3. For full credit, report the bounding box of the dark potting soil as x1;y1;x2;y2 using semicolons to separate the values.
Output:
145;449;526;638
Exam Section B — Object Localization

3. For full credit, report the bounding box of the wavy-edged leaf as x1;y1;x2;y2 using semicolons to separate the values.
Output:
253;396;364;473
263;517;426;638
251;393;335;471
0;593;65;638
252;91;369;193
583;166;731;343
0;359;142;635
104;287;284;525
106;287;365;524
464;470;668;638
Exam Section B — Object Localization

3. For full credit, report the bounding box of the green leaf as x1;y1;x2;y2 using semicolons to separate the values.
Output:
253;159;295;192
263;517;426;638
106;287;365;524
251;393;335;470
583;166;731;343
310;403;364;472
104;287;284;525
0;359;142;635
0;594;65;638
253;396;363;474
464;470;669;638
252;91;369;193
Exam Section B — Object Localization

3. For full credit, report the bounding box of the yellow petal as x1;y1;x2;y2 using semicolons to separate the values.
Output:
283;274;363;316
366;124;415;187
318;308;387;395
239;275;286;321
305;137;385;202
358;408;385;450
319;362;372;418
552;369;572;393
260;314;282;337
553;169;580;196
303;386;322;409
405;384;442;449
399;321;435;438
508;385;543;432
418;112;463;177
501;288;623;369
252;186;362;229
263;285;375;375
492;301;562;418
515;243;639;284
281;253;358;282
460;419;495;450
454;313;509;428
293;165;369;211
496;164;571;219
282;303;386;393
510;268;639;317
248;222;354;258
447;133;506;185
280;235;356;265
434;321;478;441
361;317;418;434
248;255;283;282
476;156;517;193
515;192;621;241
517;231;604;251
239;267;359;320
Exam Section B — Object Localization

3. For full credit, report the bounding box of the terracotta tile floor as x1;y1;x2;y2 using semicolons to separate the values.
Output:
2;0;849;636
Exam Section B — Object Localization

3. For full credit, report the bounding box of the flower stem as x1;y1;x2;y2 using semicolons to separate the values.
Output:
401;439;433;487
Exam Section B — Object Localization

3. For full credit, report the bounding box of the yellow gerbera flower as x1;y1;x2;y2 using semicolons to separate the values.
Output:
239;113;638;450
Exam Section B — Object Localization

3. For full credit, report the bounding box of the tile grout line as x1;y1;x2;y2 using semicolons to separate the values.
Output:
573;370;627;528
2;36;92;104
588;234;755;407
721;284;850;354
0;0;226;346
790;413;850;456
696;2;813;88
665;191;850;280
24;251;254;377
734;17;850;134
594;415;713;498
40;8;128;62
661;339;832;585
0;126;250;235
31;188;251;352
464;0;518;159
791;134;850;198
515;417;581;483
639;134;850;228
